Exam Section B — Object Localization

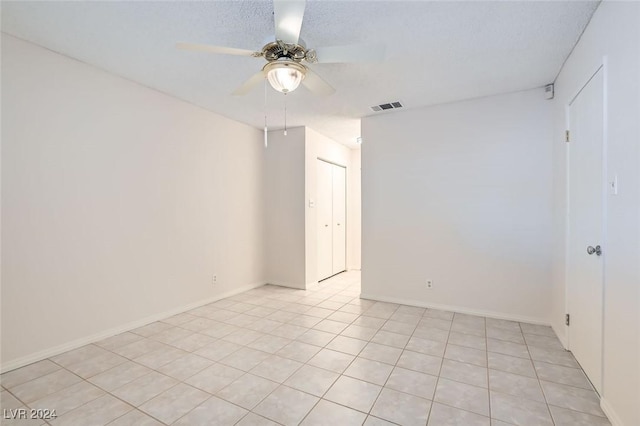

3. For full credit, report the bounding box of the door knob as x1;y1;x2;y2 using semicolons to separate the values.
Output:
586;245;602;256
325;224;329;227
337;223;340;226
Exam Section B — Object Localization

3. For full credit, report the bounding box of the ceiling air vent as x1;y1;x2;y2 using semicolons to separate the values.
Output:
370;101;404;112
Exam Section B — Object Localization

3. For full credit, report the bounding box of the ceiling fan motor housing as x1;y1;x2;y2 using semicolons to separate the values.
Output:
262;41;313;62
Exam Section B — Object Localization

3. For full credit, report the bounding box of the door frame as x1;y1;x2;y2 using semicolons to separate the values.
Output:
564;56;608;393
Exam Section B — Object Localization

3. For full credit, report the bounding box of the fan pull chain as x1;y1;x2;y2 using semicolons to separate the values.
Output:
284;93;288;136
264;79;268;148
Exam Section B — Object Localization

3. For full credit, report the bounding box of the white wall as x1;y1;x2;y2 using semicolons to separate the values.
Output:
304;128;360;285
1;36;266;370
361;89;553;323
348;148;362;271
550;2;640;424
264;127;306;289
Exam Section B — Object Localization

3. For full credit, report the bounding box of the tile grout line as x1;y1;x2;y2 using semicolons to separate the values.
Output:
360;302;400;422
232;279;366;425
423;308;453;426
522;320;557;426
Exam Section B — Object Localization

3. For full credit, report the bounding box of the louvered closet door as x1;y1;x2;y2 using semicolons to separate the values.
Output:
332;165;346;275
317;159;334;281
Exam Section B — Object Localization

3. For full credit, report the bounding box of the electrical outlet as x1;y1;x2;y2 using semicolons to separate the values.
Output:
426;279;433;289
212;274;217;285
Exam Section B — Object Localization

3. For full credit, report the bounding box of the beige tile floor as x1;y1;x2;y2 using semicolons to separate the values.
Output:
1;271;611;425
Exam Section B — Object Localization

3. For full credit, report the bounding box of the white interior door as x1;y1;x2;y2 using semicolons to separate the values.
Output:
567;67;604;393
332;165;347;275
317;159;334;281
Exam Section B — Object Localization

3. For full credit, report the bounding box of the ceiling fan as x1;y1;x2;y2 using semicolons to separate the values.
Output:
177;0;380;96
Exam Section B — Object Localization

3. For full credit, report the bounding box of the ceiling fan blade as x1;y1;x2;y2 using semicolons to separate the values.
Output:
273;0;306;45
176;43;258;57
302;69;335;96
313;43;384;64
232;71;266;96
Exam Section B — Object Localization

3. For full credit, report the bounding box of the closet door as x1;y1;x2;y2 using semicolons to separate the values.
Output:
332;165;346;274
317;159;334;281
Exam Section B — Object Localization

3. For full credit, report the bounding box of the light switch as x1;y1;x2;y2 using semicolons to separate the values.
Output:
309;199;315;208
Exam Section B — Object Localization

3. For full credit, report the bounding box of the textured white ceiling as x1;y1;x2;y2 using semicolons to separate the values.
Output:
2;1;599;147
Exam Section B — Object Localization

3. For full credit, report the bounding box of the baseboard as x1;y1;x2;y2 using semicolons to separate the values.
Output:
600;398;624;426
266;281;306;290
359;292;549;326
1;281;266;373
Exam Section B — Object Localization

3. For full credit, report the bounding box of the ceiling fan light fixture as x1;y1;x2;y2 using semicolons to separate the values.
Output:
264;60;306;93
